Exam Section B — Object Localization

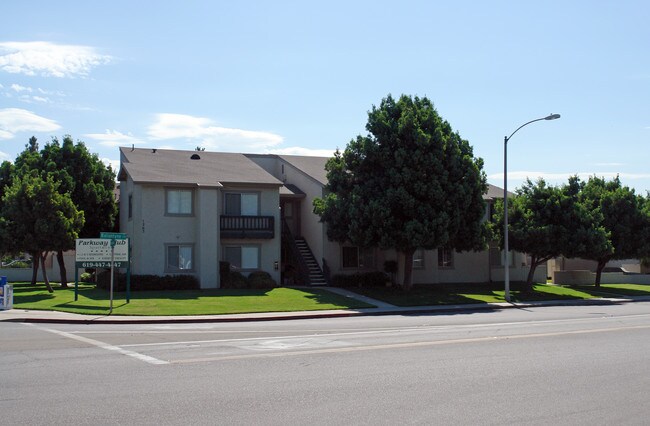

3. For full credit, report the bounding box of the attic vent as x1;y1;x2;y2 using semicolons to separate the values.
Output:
191;154;201;160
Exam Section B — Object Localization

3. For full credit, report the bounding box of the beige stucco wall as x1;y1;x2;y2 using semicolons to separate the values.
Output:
121;178;282;288
0;251;76;283
196;188;219;288
554;270;650;285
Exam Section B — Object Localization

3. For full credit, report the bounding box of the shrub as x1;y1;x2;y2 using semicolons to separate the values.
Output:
224;271;248;289
331;271;389;288
96;271;199;292
330;273;358;287
80;272;94;282
247;271;278;289
359;271;390;287
219;261;231;282
383;260;398;274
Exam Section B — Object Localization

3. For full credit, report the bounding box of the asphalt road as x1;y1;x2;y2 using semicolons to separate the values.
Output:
2;302;650;425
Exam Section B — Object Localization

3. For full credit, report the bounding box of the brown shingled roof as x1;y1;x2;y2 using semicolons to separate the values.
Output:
119;147;282;187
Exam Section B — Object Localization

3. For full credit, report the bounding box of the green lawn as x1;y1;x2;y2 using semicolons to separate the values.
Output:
12;283;374;316
12;281;650;316
569;283;650;298
348;283;599;307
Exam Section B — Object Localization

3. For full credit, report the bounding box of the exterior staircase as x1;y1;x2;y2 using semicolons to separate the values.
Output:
294;238;327;285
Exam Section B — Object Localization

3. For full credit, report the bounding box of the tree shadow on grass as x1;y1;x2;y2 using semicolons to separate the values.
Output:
53;302;119;313
301;288;376;309
345;282;596;307
569;285;650;298
92;287;279;301
349;284;500;307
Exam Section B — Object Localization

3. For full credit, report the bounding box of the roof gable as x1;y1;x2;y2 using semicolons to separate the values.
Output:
277;155;329;185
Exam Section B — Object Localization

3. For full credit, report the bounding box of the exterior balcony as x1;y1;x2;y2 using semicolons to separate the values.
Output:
220;215;275;239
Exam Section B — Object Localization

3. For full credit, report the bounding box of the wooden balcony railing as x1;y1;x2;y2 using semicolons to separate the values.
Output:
220;215;275;239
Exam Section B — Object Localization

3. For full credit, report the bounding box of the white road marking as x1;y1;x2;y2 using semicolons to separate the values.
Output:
171;324;650;364
27;324;169;365
114;313;650;348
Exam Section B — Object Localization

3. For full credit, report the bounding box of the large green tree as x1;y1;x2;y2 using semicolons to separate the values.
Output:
0;175;84;292
0;136;117;287
314;94;487;289
40;136;117;285
579;176;649;286
491;177;611;292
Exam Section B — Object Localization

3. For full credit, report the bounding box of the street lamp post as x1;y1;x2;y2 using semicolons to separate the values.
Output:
504;113;560;302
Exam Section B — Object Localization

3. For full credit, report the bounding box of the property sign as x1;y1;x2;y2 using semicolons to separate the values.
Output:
76;238;129;264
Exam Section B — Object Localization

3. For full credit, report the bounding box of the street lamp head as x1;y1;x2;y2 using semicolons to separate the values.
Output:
545;113;561;120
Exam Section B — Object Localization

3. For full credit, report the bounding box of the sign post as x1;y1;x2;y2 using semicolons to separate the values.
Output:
75;234;129;309
109;238;116;313
101;232;127;314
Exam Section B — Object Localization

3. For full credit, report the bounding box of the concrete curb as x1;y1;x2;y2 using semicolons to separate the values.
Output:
1;296;646;325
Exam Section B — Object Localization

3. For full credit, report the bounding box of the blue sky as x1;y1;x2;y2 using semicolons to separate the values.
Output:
1;1;649;193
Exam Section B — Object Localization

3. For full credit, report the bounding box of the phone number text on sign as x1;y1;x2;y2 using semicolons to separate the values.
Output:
80;262;125;268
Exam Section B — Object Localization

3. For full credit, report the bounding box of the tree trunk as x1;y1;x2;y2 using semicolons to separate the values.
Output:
402;250;415;291
524;260;538;294
524;255;552;294
56;250;68;288
40;252;54;293
30;251;40;286
595;259;607;288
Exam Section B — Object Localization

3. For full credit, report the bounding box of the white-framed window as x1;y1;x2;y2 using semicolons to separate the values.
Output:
225;192;259;216
166;188;193;215
224;245;260;270
438;248;454;268
166;244;193;272
341;246;374;269
413;249;425;269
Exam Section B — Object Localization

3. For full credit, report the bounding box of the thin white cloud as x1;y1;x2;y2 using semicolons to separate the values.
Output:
0;41;112;78
85;129;145;147
100;157;120;173
31;96;51;103
10;83;32;93
147;113;284;151
0;108;61;139
0;150;8;159
267;146;336;157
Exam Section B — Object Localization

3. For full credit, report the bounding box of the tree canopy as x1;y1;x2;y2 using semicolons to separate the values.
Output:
314;94;487;289
0;175;84;291
493;175;650;289
0;135;117;287
578;176;650;286
491;177;611;292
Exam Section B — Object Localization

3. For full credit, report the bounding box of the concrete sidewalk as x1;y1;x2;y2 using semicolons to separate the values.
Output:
2;287;648;325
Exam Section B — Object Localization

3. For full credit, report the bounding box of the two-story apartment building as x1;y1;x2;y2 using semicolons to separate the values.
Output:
118;147;541;289
118;147;283;288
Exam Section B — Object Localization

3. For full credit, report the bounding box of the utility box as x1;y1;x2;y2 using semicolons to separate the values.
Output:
0;276;13;310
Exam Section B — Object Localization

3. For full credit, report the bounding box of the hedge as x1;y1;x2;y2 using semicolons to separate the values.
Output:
331;271;389;288
96;271;200;292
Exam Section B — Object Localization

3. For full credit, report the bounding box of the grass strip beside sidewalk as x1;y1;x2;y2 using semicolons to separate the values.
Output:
347;283;604;307
11;283;375;316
